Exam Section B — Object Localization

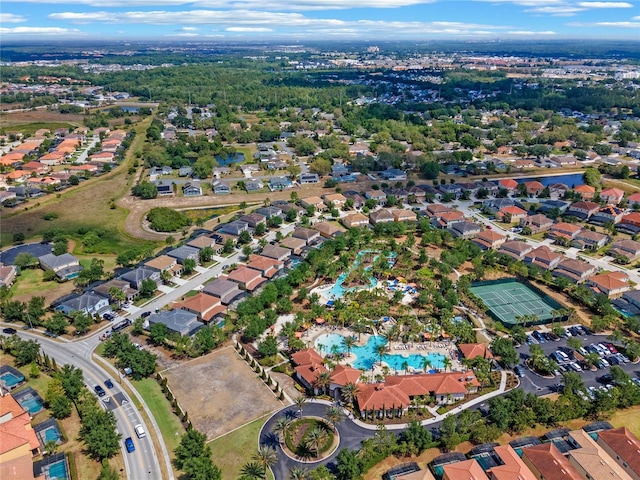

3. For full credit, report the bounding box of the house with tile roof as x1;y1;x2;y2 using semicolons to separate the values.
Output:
487;445;537;480
147;309;203;336
175;292;226;323
369;208;396;225
524;246;564;271
187;235;223;254
292;227;321;245
166;245;200;265
239;213;267;229
600;187;625;205
523;181;544;197
323;193;347;208
586;272;630;298
92;278;138;302
313;221;346;239
55;292;110;317
498;178;518;192
227;266;266;291
449;221;482;239
246;255;283;279
38;253;82;280
0;395;42;480
342;212;370;229
567;201;600;220
497;205;528;223
442;459;489;480
279;236;307;255
329;364;361;399
595;427;640;479
300;196;326;211
473;230;507;250
458;343;493;360
145;255;181;276
364;190;387;204
432;210;465;229
202;278;243;305
627;192;640;208
566;429;632;480
520;214;553;234
498;240;534;260
553;259;597;283
617;212;640;235
521;443;583;480
261;244;291;262
549;222;582;241
0;264;18;288
609;239;640;263
572;229;609;251
574;184;596;200
425;204;455;217
591;205;624;225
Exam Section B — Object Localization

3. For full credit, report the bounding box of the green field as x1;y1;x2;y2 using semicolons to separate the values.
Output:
208;415;273;480
1;122;78;136
131;378;185;457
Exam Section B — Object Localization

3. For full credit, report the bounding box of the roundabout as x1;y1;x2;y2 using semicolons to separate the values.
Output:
281;416;340;462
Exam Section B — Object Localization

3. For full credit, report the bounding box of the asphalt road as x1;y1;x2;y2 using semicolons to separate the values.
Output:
4;330;161;480
0;242;53;265
515;330;640;395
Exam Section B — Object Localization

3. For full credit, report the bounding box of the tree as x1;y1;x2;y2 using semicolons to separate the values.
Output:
199;246;214;264
175;429;209;470
58;364;84;411
98;460;119;480
341;383;359;407
258;336;278;357
335;448;362;480
491;337;518;367
254;446;278;479
27;296;46;325
182;455;221;480
183;258;197;275
72;312;93;335
9;337;40;366
324;405;345;432
272;416;290;445
79;403;121;460
306;427;328;457
14;252;37;269
44;312;68;336
149;322;167;345
288;466;309;480
52;238;68;255
45;377;72;419
582;168;601;187
240;462;265;480
132;181;158;199
420;160;440;180
294;396;307;418
238;230;252;245
140;279;157;298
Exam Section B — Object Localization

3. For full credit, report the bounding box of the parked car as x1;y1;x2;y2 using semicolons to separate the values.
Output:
140;311;151;318
2;328;17;335
125;437;135;453
514;365;526;377
94;385;106;397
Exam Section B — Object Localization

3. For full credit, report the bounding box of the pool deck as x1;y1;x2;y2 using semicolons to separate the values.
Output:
307;326;462;378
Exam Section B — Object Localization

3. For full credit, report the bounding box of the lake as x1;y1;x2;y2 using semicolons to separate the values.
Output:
215;153;245;165
514;173;584;188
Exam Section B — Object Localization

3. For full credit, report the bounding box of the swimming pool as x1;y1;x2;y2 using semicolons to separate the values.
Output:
46;459;69;480
43;427;61;443
0;372;24;387
315;333;445;371
324;250;395;300
19;395;43;414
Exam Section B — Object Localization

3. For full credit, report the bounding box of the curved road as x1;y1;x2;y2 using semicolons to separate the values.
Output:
3;330;163;480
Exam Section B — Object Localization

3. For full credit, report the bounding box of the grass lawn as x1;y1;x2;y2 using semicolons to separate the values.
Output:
1;117;159;255
208;415;273;480
1;122;77;136
131;378;185;457
609;405;640;437
11;267;75;305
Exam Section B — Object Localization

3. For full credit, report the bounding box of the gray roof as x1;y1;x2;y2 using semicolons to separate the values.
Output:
218;220;249;236
120;266;157;284
60;292;107;311
38;253;79;271
293;227;319;240
167;245;199;260
450;221;482;234
202;278;242;304
261;244;291;260
148;310;203;336
255;206;282;218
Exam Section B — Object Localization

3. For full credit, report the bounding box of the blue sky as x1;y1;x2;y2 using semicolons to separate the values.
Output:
1;0;639;40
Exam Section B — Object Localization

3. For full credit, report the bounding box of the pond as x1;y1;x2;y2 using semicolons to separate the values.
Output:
514;173;584;188
215;152;245;165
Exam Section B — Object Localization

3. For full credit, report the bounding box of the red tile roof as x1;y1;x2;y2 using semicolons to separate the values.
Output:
459;343;493;360
291;348;323;366
522;443;582;480
597;427;640;477
442;459;489;480
330;364;362;387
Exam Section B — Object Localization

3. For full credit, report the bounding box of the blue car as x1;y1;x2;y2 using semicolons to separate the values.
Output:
125;437;135;453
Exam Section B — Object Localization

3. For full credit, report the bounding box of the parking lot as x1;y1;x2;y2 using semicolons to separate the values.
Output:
515;325;640;396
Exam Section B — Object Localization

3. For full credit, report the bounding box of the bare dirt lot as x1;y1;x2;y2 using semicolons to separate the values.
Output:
1;110;86;127
162;346;284;440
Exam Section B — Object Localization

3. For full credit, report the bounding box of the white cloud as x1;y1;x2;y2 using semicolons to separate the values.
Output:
576;1;634;7
473;0;565;5
4;0;438;8
567;20;640;27
526;6;585;15
226;26;273;31
166;32;199;36
0;26;82;34
181;26;198;30
0;13;27;22
633;15;640;20
506;30;556;34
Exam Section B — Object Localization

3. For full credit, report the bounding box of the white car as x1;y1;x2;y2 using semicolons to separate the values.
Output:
134;424;146;439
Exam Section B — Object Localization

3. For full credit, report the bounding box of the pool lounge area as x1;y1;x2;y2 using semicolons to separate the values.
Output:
12;387;44;415
315;333;447;371
35;418;64;450
0;364;25;392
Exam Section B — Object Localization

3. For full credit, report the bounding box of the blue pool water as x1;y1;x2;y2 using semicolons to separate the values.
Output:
0;372;24;387
46;460;68;480
20;395;43;414
515;173;584;188
44;427;61;443
315;333;445;371
215;153;245;165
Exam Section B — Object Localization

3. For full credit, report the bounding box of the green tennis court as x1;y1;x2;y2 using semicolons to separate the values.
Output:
470;279;562;326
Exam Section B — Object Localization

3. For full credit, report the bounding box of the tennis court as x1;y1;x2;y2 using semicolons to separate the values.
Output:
470;279;562;326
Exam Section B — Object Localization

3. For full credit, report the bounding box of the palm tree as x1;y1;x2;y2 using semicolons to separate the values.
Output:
421;357;432;373
324;405;345;432
293;396;307;418
376;343;387;366
443;357;452;372
341;382;359;407
313;372;332;396
305;427;328;457
342;336;356;357
272;416;290;445
254;446;278;480
240;462;264;480
288;467;308;480
402;360;409;375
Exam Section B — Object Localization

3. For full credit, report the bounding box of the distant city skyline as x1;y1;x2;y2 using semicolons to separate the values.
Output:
1;0;639;41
